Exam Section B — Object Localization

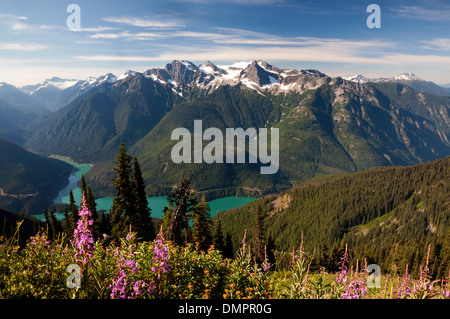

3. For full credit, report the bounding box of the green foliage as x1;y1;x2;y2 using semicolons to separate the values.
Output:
1;219;449;299
220;156;450;279
110;142;154;241
191;194;212;252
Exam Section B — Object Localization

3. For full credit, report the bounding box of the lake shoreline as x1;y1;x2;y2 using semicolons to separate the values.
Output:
33;156;257;222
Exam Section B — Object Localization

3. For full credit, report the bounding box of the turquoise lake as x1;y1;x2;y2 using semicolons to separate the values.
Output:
34;158;257;221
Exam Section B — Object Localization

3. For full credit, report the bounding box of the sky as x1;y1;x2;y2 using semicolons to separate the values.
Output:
1;0;450;86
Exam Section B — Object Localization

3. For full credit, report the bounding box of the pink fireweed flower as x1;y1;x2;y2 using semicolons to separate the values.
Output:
70;192;95;266
336;244;349;284
262;245;271;271
152;233;170;278
29;232;51;247
109;252;151;299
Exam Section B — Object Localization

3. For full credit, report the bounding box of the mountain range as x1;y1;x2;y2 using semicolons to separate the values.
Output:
342;72;450;97
16;60;449;201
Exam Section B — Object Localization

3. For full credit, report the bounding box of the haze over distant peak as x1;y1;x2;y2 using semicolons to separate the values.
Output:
342;71;450;97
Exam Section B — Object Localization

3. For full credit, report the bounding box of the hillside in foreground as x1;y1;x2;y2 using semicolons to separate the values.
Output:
219;156;450;279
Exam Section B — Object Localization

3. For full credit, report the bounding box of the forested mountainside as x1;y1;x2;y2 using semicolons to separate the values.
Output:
218;156;450;279
0;138;72;213
24;61;449;199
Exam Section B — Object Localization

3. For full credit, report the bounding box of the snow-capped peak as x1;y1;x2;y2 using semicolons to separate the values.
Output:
118;70;137;81
342;74;368;83
180;60;198;71
342;72;424;84
199;61;226;76
393;73;422;81
97;73;117;84
216;61;250;79
20;77;81;94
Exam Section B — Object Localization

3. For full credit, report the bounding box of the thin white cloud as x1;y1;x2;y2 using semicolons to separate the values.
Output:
103;17;183;28
11;21;31;31
0;13;27;20
87;27;394;53
89;31;164;40
69;26;117;32
10;20;61;31
71;45;384;64
72;45;450;69
391;5;450;21
0;43;47;51
420;38;450;51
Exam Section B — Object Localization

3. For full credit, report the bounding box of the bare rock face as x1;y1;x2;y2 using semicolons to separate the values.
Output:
241;60;279;87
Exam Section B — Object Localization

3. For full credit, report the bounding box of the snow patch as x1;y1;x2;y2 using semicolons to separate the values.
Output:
118;70;137;81
342;75;368;83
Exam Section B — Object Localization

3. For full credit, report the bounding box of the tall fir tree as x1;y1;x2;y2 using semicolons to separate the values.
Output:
224;233;234;259
80;175;87;196
132;157;154;241
109;142;154;241
68;189;79;235
62;207;70;234
252;205;266;266
192;194;212;251
48;210;62;241
110;141;136;240
213;214;225;254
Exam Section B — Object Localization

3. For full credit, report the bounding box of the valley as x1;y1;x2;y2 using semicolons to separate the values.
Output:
9;60;447;203
0;60;449;299
35;157;257;221
1;59;449;215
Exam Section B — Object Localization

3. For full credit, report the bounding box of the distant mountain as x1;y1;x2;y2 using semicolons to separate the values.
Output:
342;72;450;97
0;82;45;110
20;74;118;111
25;72;180;162
0;138;72;213
24;60;450;199
0;82;49;144
341;74;368;84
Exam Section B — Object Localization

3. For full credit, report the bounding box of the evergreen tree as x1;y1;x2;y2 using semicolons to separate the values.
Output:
48;210;62;241
68;190;78;236
224;233;234;259
161;204;173;235
80;175;87;196
252;205;266;266
164;177;197;246
110;141;136;240
62;207;70;234
131;157;154;241
100;212;111;238
266;234;276;269
109;142;155;242
192;194;212;251
86;185;101;240
44;208;49;225
213;214;225;254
